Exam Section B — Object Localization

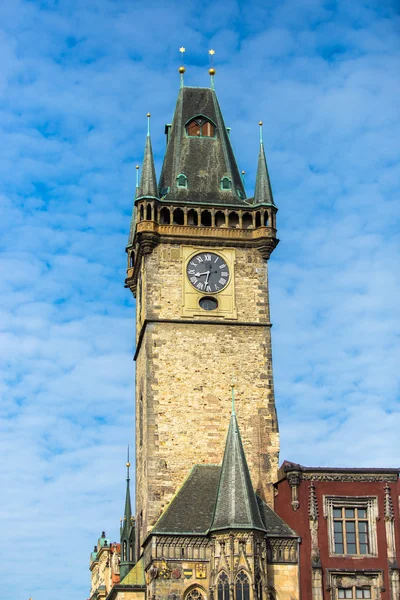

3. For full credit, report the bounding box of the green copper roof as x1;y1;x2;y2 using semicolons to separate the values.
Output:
119;557;145;586
158;87;248;206
210;412;265;532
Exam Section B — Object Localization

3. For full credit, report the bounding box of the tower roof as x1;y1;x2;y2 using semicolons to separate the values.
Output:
123;453;132;527
158;86;248;206
253;124;275;206
210;411;265;532
138;116;158;200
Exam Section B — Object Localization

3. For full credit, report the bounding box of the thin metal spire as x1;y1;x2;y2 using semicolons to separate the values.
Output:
259;120;263;143
126;445;130;480
231;376;236;416
147;112;151;136
179;47;186;88
208;49;216;89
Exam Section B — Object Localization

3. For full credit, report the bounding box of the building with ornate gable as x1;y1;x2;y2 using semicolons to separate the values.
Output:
88;65;400;600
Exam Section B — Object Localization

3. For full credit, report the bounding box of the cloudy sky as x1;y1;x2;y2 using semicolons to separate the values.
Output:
0;0;399;598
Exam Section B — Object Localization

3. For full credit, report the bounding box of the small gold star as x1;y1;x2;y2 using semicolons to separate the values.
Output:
179;47;186;54
209;49;215;56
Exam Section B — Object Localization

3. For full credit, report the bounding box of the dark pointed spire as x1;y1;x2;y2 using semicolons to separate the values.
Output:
138;113;158;199
120;446;136;579
124;446;132;521
254;121;275;206
210;386;265;532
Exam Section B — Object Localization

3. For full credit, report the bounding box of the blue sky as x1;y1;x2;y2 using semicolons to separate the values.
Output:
0;0;399;598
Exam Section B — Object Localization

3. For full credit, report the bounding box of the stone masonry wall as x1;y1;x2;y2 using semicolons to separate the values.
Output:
135;243;280;548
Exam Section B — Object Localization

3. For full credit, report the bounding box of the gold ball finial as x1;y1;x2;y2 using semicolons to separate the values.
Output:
136;165;139;170
209;67;216;76
178;66;186;74
147;112;151;118
126;461;131;467
241;170;245;175
259;121;263;126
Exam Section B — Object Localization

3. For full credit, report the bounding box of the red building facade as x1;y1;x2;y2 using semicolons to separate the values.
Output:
274;463;400;600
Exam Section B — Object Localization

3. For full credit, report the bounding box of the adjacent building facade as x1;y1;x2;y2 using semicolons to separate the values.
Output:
88;67;399;600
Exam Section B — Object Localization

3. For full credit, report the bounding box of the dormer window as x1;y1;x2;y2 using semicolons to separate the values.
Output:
221;177;232;190
177;174;187;188
186;117;216;137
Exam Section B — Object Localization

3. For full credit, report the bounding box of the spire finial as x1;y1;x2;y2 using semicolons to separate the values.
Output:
241;170;245;185
179;47;186;88
147;113;151;137
259;121;263;143
135;165;140;191
231;375;236;416
126;445;130;481
208;49;216;89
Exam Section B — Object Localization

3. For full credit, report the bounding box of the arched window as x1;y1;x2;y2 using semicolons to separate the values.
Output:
146;204;152;220
218;572;229;600
215;211;226;227
123;540;127;561
186;117;215;137
187;209;198;226
160;207;170;224
255;211;261;228
221;177;232;190
177;174;187;188
173;208;184;225
201;210;212;227
185;589;205;600
129;544;133;561
139;205;144;221
129;251;135;268
242;212;253;229
228;212;239;228
235;571;250;600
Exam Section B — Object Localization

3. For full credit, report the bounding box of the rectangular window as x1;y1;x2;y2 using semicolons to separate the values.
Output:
324;496;378;557
333;507;369;554
338;588;371;599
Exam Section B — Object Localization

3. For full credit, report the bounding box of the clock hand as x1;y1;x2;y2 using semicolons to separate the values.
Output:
195;271;211;277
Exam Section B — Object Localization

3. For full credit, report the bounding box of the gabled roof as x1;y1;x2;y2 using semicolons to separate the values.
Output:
210;412;265;532
158;87;248;206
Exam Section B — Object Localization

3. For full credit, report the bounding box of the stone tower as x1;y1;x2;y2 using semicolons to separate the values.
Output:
125;73;280;555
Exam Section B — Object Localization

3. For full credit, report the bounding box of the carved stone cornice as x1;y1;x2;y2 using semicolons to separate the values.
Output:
303;473;398;483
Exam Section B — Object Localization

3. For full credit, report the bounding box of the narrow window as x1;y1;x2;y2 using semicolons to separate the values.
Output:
123;540;127;561
221;177;232;190
139;205;144;220
236;571;250;600
146;204;152;220
177;174;187;188
255;211;261;228
218;572;229;600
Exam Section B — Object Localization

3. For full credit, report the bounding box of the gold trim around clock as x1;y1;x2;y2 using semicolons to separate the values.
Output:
181;246;237;319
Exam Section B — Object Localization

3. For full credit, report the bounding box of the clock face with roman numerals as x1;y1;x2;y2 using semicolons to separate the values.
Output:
186;252;230;293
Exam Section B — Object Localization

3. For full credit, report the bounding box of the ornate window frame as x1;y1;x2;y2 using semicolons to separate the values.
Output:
327;569;383;600
323;496;378;557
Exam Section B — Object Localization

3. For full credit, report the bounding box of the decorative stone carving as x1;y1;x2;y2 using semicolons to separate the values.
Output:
287;471;301;511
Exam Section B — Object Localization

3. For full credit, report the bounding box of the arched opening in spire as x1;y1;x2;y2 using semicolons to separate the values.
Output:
255;211;261;228
160;207;171;224
235;571;250;600
186;116;216;138
173;208;184;225
123;540;127;561
187;209;198;226
242;212;253;229
139;204;144;221
215;211;226;227
264;211;269;227
228;212;239;228
129;544;133;561
201;210;212;227
146;204;152;220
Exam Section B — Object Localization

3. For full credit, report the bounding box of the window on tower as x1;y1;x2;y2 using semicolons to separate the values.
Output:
177;174;187;188
235;571;250;600
186;117;216;137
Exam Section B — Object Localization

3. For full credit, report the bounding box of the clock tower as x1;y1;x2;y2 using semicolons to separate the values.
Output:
125;69;280;555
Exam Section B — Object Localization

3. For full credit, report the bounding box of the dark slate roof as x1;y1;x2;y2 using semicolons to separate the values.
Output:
158;87;248;206
210;413;265;532
256;496;297;536
151;465;221;535
253;140;275;206
138;134;158;199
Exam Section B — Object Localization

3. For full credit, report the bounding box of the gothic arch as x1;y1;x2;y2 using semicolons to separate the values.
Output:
235;570;250;600
217;571;229;600
184;585;207;600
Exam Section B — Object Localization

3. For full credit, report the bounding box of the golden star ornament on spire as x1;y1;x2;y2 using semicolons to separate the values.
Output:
179;46;186;54
209;49;215;56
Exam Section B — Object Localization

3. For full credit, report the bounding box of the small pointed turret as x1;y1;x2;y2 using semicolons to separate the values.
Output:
138;113;158;199
120;447;136;579
254;121;275;206
210;386;265;532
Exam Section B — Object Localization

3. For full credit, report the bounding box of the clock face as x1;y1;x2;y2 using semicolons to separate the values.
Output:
186;252;230;293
